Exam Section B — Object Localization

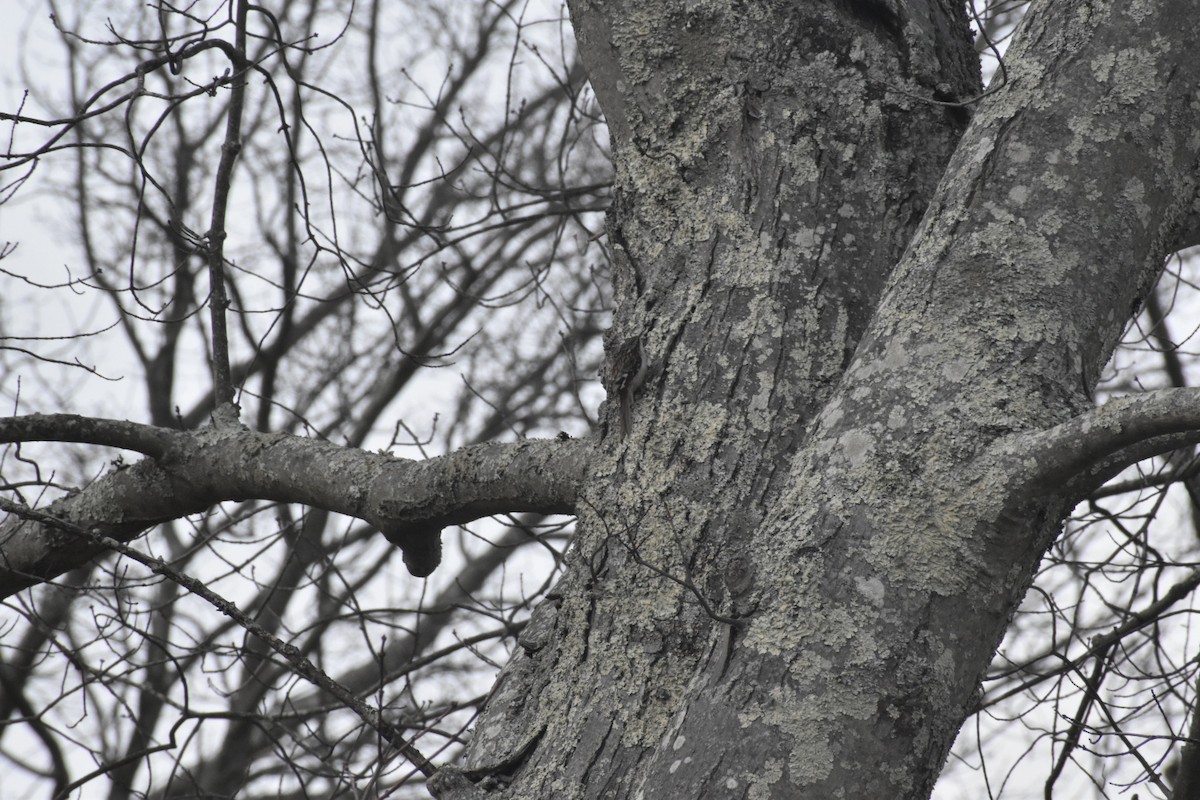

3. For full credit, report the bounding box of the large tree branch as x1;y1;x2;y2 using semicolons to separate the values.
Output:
0;415;591;597
990;388;1200;499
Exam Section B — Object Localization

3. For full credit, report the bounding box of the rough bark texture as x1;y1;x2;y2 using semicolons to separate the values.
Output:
432;1;1200;798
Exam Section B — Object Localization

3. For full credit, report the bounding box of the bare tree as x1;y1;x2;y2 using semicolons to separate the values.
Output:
2;2;607;797
5;1;1200;799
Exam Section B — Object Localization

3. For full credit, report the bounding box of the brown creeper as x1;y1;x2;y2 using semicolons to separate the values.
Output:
604;335;647;438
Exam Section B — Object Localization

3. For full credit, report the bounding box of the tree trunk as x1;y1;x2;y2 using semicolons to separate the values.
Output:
432;1;1200;798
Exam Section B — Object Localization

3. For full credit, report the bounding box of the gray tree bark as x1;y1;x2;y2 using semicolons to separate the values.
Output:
432;1;1200;798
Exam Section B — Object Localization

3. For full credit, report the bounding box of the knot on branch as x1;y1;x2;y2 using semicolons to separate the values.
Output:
380;524;444;578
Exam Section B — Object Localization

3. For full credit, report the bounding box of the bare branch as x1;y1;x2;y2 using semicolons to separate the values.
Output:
991;388;1200;499
0;431;591;596
0;413;185;457
202;0;249;414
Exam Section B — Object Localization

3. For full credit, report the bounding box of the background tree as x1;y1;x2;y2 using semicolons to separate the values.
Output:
4;1;1200;799
1;2;609;797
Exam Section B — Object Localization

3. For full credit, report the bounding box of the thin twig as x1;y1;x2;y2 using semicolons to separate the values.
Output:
203;0;249;412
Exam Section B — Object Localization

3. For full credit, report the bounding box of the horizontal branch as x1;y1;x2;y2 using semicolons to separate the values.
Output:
990;387;1200;498
0;418;592;597
0;413;186;457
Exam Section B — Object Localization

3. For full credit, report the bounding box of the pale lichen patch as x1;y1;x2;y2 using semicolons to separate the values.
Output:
1123;177;1149;227
942;358;973;384
839;429;875;470
1007;185;1030;205
1037;209;1066;236
1105;45;1167;105
676;400;729;463
1124;0;1157;21
855;575;886;606
747;758;784;799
